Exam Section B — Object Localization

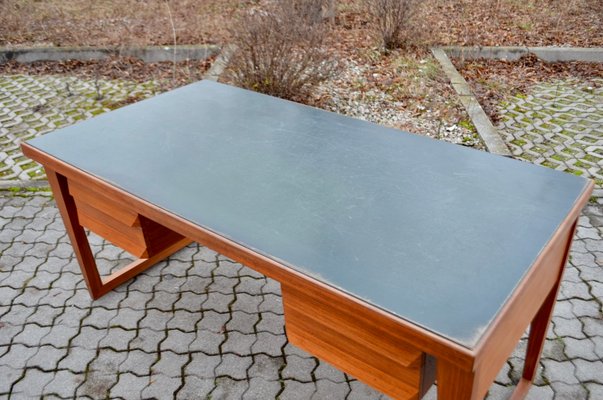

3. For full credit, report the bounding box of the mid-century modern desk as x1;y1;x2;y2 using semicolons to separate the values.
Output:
22;81;593;400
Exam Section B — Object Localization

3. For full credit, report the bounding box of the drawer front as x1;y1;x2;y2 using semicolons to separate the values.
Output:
75;197;149;258
282;284;435;400
68;178;185;259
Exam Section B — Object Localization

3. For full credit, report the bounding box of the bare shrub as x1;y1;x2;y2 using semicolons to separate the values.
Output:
365;0;419;50
226;1;337;102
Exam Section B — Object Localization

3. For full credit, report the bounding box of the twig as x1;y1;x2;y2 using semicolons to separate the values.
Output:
164;0;177;82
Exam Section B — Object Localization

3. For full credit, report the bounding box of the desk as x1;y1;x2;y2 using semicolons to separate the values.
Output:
22;81;592;399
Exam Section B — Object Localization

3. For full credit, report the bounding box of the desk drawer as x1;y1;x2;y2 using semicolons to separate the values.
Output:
68;179;185;258
282;284;435;400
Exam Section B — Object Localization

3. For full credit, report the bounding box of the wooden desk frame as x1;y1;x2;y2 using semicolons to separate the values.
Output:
22;142;593;400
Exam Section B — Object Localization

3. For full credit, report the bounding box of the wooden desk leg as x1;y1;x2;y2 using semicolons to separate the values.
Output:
437;359;478;400
510;220;578;400
46;168;192;299
46;168;104;296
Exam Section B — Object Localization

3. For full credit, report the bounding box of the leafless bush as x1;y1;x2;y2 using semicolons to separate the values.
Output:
226;1;337;102
365;0;419;50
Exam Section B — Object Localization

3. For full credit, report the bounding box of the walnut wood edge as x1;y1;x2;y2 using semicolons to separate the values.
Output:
21;142;475;370
471;179;593;399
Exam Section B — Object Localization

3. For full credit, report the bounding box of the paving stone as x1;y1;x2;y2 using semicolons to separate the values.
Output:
252;331;287;357
583;317;603;337
0;364;22;394
196;310;230;334
564;337;599;361
11;368;54;398
118;290;154;310
280;379;317;400
0;304;35;326
586;382;603;399
119;349;157;376
26;345;67;370
243;377;281;399
210;376;249;399
559;280;593;301
283;342;314;359
256;311;285;335
58;346;98;373
40;323;80;348
282;354;316;382
591;336;603;358
314;361;348;383
226;311;259;334
203;292;233;313
109;307;145;330
185;352;222;379
213;261;241;278
138;308;174;331
166;309;198;332
154;276;187;294
152;350;187;378
71;326;107;350
579;265;603;283
145;290;179;313
0;343;37;368
83;306;118;328
160;329;196;353
247;354;284;381
232;292;263;314
76;370;118;398
179;275;212;295
543;338;567;361
210;275;239;294
542;359;580;385
130;329;165;353
259;293;284;315
570;251;597;268
99;327;136;351
573;359;603;384
550;381;589;399
312;379;350;400
238;264;264;279
222;331;257;356
189;329;224;354
109;373;146;400
215;353;253;380
178;375;214;399
524;384;555;400
553;317;586;339
43;370;84;398
12;323;51;347
238;276;266;296
88;348;128;376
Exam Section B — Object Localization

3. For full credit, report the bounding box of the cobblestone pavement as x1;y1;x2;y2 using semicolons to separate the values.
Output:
498;77;603;202
0;75;157;181
1;193;602;399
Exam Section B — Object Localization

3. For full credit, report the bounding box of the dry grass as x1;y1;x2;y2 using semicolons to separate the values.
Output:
0;0;251;47
1;0;600;49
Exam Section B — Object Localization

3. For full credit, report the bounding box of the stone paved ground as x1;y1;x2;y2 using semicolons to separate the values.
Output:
499;77;603;202
0;74;157;181
0;193;602;399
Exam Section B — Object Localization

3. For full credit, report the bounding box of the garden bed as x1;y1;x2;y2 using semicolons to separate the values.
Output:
1;0;602;149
